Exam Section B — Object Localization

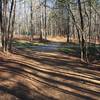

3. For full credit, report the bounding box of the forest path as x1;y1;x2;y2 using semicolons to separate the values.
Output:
15;41;62;52
0;41;100;100
33;42;61;51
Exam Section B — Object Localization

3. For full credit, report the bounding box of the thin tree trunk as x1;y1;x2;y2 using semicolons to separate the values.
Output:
88;0;91;45
44;0;47;40
2;0;8;52
77;0;86;61
30;0;34;41
9;0;16;51
67;3;70;43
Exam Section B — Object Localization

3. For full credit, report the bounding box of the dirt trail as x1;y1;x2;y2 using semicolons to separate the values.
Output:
0;43;100;100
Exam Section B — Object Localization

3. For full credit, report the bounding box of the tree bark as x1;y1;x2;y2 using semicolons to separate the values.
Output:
77;0;86;61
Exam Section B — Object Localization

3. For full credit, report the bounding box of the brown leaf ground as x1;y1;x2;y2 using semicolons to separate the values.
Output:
0;41;100;100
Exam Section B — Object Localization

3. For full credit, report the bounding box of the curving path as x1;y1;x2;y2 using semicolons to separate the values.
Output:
0;42;100;100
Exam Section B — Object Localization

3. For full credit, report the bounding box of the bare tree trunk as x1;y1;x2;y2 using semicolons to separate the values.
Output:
0;0;3;49
0;0;2;27
39;5;43;41
67;3;70;43
0;0;16;52
30;0;34;41
68;8;81;43
88;0;91;45
44;0;47;40
2;0;8;52
9;0;16;51
78;0;86;61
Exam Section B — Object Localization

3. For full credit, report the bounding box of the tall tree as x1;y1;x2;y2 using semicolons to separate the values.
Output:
77;0;86;61
44;0;47;40
0;0;16;52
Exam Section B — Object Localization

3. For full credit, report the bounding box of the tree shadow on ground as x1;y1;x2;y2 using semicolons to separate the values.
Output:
0;82;57;100
13;40;100;63
0;40;100;100
0;55;100;100
0;65;57;100
12;47;100;71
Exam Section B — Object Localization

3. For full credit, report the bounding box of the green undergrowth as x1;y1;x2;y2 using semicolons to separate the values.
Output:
13;40;47;48
59;43;79;58
59;42;100;59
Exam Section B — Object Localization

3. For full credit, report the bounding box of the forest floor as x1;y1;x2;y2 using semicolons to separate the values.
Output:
0;39;100;100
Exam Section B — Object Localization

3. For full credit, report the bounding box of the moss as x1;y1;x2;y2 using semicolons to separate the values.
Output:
32;42;47;46
59;44;81;57
13;40;47;48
